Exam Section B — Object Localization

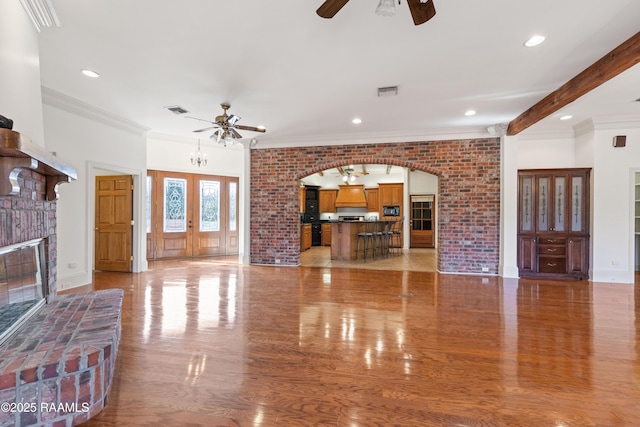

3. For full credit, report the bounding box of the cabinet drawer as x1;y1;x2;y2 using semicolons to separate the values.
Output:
538;245;566;256
538;237;565;245
538;256;566;274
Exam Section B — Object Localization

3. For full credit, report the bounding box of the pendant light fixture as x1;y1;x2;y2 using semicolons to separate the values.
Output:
190;140;207;167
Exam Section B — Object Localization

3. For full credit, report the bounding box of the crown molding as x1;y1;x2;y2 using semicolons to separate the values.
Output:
41;87;149;135
255;126;491;149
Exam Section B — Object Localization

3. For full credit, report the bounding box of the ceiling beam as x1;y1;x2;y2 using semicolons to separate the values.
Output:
507;31;640;136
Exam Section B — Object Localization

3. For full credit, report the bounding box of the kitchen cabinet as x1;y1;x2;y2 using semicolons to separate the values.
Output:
300;224;312;252
517;168;590;279
365;188;378;212
300;187;306;213
379;183;403;208
321;223;332;246
319;189;337;213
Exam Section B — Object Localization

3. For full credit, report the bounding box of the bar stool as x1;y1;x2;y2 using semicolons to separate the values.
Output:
380;220;394;257
390;216;404;256
356;220;377;261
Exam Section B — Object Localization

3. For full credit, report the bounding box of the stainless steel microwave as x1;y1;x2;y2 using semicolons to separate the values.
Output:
382;205;400;216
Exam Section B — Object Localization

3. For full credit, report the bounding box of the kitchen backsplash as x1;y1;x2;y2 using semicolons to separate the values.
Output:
320;208;379;221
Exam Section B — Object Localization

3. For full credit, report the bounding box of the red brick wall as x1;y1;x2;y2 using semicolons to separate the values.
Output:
250;138;501;274
0;168;57;297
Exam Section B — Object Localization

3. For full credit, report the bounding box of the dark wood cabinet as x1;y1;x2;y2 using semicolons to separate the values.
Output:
517;168;590;279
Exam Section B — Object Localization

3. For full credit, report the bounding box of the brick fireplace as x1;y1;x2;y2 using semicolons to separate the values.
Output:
0;128;123;426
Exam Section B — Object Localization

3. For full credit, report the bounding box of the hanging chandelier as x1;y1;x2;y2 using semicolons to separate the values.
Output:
190;140;207;167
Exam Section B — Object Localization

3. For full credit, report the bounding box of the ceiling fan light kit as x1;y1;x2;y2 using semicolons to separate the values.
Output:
375;0;397;17
317;0;435;25
188;103;266;147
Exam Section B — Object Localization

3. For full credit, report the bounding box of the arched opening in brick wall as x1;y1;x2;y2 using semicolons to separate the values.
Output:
297;159;441;181
249;138;501;274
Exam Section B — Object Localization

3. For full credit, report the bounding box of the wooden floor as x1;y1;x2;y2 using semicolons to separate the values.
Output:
300;246;438;271
75;255;640;426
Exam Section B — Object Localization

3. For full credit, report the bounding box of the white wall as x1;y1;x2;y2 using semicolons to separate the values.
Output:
147;132;245;176
590;122;640;283
42;90;148;289
0;1;45;146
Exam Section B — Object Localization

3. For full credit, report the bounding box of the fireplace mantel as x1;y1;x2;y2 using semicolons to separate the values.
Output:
0;128;77;200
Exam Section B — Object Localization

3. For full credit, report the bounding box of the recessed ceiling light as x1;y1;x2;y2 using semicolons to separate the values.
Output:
352;118;362;124
81;69;100;78
560;115;573;121
524;35;546;47
465;110;476;116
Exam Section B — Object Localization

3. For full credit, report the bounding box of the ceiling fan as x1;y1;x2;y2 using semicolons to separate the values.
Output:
316;0;436;26
187;103;266;146
336;166;369;183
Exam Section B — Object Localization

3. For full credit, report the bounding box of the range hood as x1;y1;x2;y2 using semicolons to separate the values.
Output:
334;184;367;208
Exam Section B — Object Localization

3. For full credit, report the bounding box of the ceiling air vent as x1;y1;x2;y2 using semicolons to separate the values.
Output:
165;105;189;115
377;86;398;97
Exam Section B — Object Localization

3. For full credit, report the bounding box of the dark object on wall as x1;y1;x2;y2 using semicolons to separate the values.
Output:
613;135;626;147
0;114;13;130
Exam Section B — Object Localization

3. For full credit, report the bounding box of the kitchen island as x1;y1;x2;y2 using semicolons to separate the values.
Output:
330;220;389;261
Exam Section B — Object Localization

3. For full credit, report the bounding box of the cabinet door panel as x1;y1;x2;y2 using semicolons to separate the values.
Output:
519;176;534;232
538;177;550;231
567;237;588;276
518;236;537;274
570;176;586;233
552;176;566;232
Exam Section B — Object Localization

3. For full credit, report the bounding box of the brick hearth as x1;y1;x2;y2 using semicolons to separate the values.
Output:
0;289;123;426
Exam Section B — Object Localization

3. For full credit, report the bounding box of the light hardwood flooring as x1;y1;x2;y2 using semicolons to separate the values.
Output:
72;255;640;426
299;246;437;271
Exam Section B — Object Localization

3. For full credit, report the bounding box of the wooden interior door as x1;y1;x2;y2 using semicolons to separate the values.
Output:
95;175;133;272
155;171;193;258
409;194;435;248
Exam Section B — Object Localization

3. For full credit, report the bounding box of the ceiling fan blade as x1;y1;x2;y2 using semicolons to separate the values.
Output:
317;0;349;18
235;124;266;133
227;114;241;125
230;128;242;139
193;126;217;133
407;0;436;26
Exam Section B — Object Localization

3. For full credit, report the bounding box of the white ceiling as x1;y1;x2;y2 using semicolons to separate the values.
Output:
36;1;640;148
